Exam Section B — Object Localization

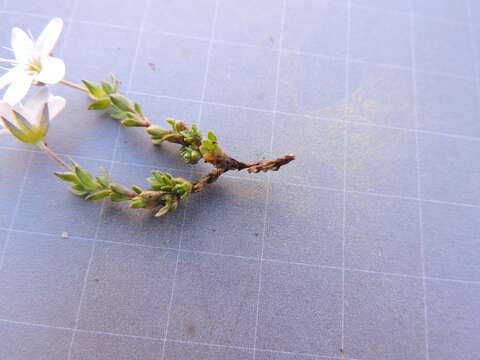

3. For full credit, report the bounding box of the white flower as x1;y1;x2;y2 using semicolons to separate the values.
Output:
0;87;65;144
0;18;65;106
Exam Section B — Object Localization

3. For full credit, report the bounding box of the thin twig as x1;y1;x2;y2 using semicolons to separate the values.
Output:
60;79;88;92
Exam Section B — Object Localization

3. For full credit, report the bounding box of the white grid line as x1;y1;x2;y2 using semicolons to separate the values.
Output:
341;0;352;354
160;2;220;360
0;317;363;360
0;152;33;271
0;8;478;83
409;7;431;360
252;0;287;358
1;225;480;286
65;0;149;356
2;144;480;212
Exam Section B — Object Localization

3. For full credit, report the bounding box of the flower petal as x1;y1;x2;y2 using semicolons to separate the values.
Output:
0;66;20;91
47;95;66;120
22;86;49;122
35;56;65;84
11;27;34;63
36;18;64;57
3;71;34;105
0;100;13;118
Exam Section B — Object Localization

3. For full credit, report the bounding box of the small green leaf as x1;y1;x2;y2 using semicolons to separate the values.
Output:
110;193;130;202
110;94;134;112
131;185;143;194
207;131;217;142
88;98;111;110
101;81;114;94
134;102;143;116
129;197;146;209
74;166;97;191
96;175;110;188
110;183;133;196
121;118;145;127
69;184;89;196
85;189;111;201
1;116;30;143
54;172;78;183
82;80;105;99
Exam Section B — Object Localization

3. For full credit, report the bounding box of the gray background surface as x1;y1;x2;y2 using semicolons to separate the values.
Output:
0;0;479;359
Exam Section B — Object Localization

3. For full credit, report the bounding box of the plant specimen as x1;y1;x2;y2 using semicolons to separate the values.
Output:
0;18;294;217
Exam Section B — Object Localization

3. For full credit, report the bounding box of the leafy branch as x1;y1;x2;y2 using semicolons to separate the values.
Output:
53;76;295;217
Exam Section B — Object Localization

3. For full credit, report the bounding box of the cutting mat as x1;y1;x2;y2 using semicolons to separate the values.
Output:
0;0;479;359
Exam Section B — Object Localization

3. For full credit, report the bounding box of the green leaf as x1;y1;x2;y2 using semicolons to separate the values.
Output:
101;81;113;94
110;94;134;112
88;98;111;110
82;80;105;99
54;172;78;183
134;102;143;116
110;193;130;202
207;131;217;142
110;183;133;196
85;189;111;201
96;175;110;188
69;184;89;196
74;166;97;191
1;116;30;143
129;197;146;209
131;185;143;194
121;118;144;127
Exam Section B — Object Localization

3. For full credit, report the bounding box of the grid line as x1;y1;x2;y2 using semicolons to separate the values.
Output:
1;225;479;286
409;7;431;360
252;0;287;358
160;2;220;359
64;0;149;356
341;0;352;353
0;317;364;360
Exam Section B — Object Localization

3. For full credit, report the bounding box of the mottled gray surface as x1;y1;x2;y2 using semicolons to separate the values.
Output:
0;0;479;359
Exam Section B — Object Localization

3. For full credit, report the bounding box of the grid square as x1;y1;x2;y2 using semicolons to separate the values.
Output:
74;0;148;29
97;162;185;248
0;232;92;327
4;0;72;17
343;271;427;360
264;182;343;266
350;0;411;12
144;0;217;38
13;153;108;238
182;177;266;258
77;242;177;338
0;322;72;360
346;123;418;197
412;0;469;22
167;252;259;347
205;43;278;110
277;53;346;117
45;87;119;161
62;22;138;83
414;16;475;77
472;3;480;24
70;332;164;360
422;201;480;281
283;0;348;58
271;113;345;188
415;72;480;137
350;5;411;66
215;0;283;48
256;261;342;355
114;94;201;169
0;149;30;228
0;230;6;251
256;351;339;360
164;341;253;360
347;62;415;128
426;280;480;360
131;32;210;100
418;133;480;205
345;192;422;275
